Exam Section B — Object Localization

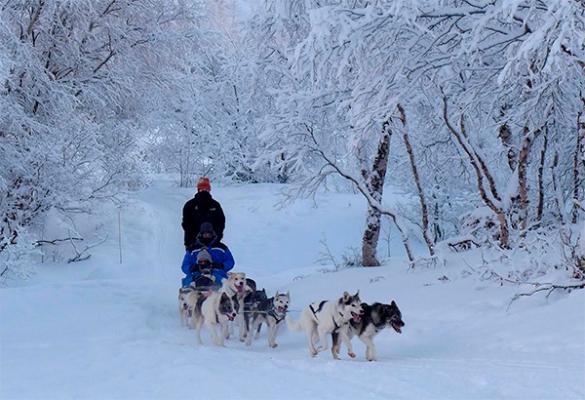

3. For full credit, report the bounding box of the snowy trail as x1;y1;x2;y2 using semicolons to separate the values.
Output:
1;178;584;399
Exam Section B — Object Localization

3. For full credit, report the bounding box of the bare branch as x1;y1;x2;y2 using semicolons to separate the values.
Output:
508;282;585;310
35;237;83;246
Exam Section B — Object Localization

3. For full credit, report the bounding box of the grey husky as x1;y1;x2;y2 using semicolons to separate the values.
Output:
240;288;268;341
332;300;404;361
245;291;290;348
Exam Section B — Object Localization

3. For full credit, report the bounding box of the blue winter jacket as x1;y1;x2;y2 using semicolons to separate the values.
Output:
181;241;235;287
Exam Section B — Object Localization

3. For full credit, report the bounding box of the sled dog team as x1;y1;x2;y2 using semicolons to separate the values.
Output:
178;272;289;348
178;272;405;361
179;177;405;360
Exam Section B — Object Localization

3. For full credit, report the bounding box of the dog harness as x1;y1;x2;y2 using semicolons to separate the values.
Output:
309;302;346;333
308;301;326;318
331;316;340;332
268;309;286;324
265;297;287;324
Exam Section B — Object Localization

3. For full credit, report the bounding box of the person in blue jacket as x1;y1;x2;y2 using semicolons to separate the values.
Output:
181;222;235;288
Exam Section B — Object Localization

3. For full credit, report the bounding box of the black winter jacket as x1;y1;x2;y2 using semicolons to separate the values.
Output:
182;191;225;250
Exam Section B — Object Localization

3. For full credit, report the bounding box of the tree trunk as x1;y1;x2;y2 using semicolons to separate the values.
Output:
551;150;565;225
572;110;585;223
362;207;382;266
361;122;391;266
431;191;443;242
536;127;548;223
277;152;289;183
517;127;538;231
498;106;517;171
397;104;434;256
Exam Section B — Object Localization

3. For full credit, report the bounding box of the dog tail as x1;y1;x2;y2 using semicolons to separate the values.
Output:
286;315;303;332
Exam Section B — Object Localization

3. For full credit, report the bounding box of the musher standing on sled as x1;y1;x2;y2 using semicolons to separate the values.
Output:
182;177;225;249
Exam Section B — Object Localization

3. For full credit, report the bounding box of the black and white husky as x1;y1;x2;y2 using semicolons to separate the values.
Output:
231;277;258;340
219;272;251;340
287;291;363;359
331;300;404;361
239;288;268;342
245;291;290;348
183;277;241;346
197;291;239;346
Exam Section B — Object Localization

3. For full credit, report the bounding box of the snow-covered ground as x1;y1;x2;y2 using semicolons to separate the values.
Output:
1;177;584;399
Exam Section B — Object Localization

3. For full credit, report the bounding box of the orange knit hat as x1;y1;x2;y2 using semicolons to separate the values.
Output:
196;177;211;192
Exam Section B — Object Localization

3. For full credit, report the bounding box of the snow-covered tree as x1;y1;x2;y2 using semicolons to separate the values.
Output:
258;0;585;266
0;0;202;278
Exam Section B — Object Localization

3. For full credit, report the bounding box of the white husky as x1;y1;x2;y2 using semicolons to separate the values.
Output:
287;291;363;359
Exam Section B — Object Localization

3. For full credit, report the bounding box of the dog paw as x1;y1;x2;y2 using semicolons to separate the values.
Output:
348;351;356;358
270;343;278;348
310;350;318;357
367;357;377;362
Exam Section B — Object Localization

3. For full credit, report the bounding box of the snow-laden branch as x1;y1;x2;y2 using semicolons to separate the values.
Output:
303;123;415;264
